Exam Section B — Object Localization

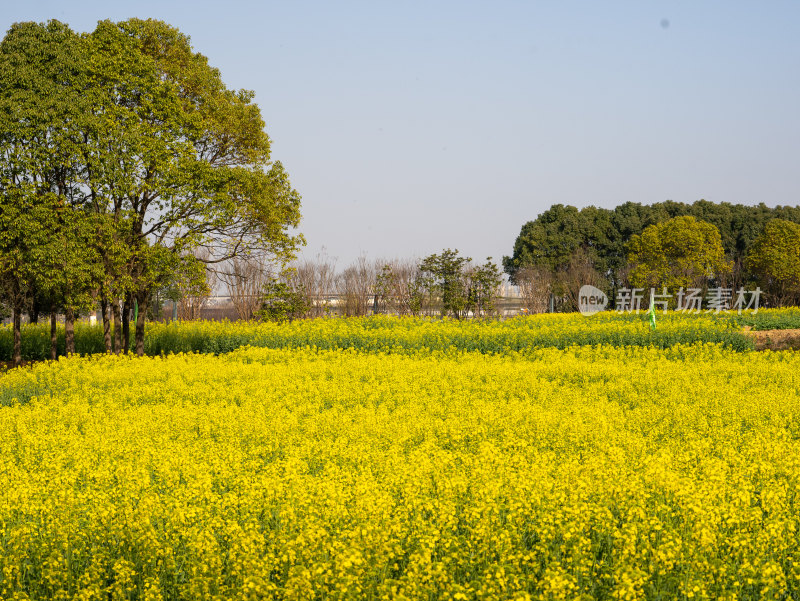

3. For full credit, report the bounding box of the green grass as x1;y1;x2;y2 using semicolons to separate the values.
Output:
725;307;800;331
0;311;759;362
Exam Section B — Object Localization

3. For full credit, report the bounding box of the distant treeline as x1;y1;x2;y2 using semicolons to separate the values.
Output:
503;200;800;309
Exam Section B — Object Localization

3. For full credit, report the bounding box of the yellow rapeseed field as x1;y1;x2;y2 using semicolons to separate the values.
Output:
1;318;799;599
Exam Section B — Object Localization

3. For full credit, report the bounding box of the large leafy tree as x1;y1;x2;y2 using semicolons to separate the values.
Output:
1;18;303;360
503;204;587;278
502;205;609;308
627;216;730;291
80;19;303;355
745;219;800;307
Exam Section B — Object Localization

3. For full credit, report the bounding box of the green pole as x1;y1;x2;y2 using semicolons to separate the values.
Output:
134;300;138;324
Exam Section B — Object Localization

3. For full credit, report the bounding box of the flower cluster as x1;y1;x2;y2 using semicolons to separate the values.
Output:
1;334;799;599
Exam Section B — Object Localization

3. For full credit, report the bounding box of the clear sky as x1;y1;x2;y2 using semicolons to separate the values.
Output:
4;1;799;268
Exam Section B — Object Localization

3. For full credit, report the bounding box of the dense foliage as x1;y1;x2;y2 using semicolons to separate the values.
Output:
504;200;800;306
745;219;800;306
0;19;302;363
627;216;730;291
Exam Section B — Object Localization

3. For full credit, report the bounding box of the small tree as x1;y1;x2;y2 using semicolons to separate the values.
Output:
627;216;730;292
745;219;800;307
35;205;103;357
168;253;213;322
560;248;606;312
373;263;396;314
466;258;503;317
418;249;472;318
257;272;309;322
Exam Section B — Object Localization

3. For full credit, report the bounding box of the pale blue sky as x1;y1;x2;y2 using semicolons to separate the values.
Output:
4;1;799;267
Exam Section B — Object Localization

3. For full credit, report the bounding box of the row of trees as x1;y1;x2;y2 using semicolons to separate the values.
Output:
504;201;800;309
222;250;504;322
0;20;302;366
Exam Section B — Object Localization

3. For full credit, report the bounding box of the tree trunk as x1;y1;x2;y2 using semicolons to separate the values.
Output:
112;299;122;354
65;306;75;355
29;297;40;324
50;310;58;361
12;303;22;368
122;295;131;354
100;296;112;353
135;293;147;357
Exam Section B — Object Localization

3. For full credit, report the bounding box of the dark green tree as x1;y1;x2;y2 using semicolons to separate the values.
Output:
0;20;99;364
505;200;800;309
503;204;587;278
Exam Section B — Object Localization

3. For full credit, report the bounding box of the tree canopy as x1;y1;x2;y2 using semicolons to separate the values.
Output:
745;219;800;307
0;19;303;361
627;216;730;291
505;200;800;308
